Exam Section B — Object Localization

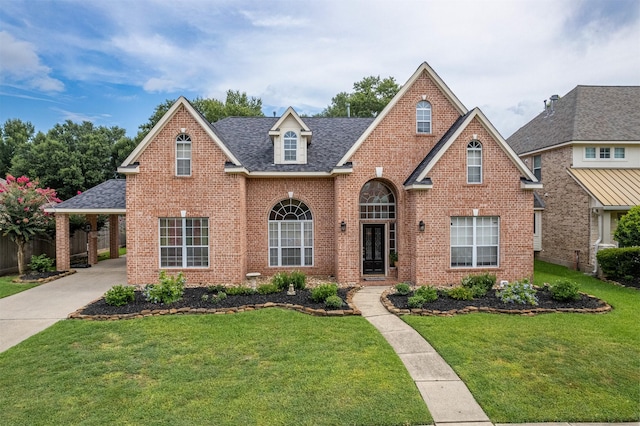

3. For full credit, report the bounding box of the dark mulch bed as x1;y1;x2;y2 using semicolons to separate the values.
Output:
17;270;71;283
386;287;608;314
614;276;640;290
78;287;355;317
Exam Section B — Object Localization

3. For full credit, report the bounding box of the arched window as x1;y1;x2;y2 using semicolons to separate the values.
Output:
467;140;482;184
269;199;313;266
359;181;396;256
283;131;297;161
176;134;191;176
416;101;432;134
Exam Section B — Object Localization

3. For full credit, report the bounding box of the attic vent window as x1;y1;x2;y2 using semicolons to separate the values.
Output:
284;131;297;161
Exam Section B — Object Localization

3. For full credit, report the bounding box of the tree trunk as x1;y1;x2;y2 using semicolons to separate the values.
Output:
16;238;27;276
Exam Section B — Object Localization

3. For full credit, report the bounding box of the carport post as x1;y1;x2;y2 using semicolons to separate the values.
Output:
109;214;120;259
87;214;98;265
55;213;71;271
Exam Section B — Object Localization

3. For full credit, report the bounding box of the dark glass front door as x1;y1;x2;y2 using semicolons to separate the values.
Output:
363;224;385;274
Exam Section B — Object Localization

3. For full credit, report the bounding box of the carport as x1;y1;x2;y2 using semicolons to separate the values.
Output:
45;179;126;271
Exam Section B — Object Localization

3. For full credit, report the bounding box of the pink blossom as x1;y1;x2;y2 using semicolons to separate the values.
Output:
17;197;24;203
23;218;29;223
6;175;15;183
77;190;82;195
17;176;29;184
24;206;30;212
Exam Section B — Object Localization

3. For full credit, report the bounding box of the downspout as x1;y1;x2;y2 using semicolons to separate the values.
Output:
592;210;602;275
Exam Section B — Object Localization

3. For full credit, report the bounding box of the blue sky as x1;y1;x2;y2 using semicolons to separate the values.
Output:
1;0;638;138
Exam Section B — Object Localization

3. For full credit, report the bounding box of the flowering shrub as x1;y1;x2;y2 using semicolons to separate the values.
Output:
496;279;538;306
0;175;61;274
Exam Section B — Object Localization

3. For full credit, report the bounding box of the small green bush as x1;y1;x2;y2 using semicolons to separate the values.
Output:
271;272;289;291
289;270;306;290
211;292;227;303
29;254;54;273
257;283;280;294
614;205;640;247
395;283;411;295
597;247;640;280
461;273;496;297
143;271;185;304
105;285;135;306
201;294;209;302
226;286;256;296
407;295;426;309
207;284;226;294
447;286;475;301
496;279;538;305
549;279;581;301
311;283;338;303
325;295;343;310
414;285;438;302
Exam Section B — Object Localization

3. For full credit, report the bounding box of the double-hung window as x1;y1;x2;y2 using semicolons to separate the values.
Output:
269;199;313;266
467;140;482;184
450;216;499;267
532;155;541;181
176;134;192;176
283;131;297;161
159;217;209;268
416;101;432;134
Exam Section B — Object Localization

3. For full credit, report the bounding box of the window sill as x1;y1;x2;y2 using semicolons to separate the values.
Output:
416;133;435;137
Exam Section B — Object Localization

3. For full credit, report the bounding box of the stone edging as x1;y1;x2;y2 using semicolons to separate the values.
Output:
13;270;76;284
68;287;362;320
380;288;612;317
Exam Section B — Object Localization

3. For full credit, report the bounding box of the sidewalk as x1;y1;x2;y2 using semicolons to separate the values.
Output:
0;257;126;353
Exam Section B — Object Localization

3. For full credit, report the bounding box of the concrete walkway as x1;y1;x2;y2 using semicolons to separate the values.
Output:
0;257;126;353
353;285;492;425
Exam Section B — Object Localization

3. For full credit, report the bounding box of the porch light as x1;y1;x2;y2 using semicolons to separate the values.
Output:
340;221;346;232
418;220;425;232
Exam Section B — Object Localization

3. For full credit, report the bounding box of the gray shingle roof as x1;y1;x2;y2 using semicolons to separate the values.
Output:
211;116;375;172
54;179;126;210
507;86;640;155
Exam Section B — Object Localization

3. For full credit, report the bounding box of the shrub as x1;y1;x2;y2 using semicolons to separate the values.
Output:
289;270;307;290
325;295;343;310
211;292;227;303
201;294;209;302
496;279;538;306
257;283;280;294
271;272;289;291
207;284;226;294
311;283;338;303
143;271;185;304
407;295;425;309
549;279;581;301
614;205;640;247
29;254;54;273
395;282;411;295
597;247;640;280
414;285;438;302
105;285;135;306
447;286;475;301
226;286;256;296
461;273;496;297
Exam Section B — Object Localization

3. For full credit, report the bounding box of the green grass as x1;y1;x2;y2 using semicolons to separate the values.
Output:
0;275;39;298
97;247;127;262
404;260;640;422
0;309;432;425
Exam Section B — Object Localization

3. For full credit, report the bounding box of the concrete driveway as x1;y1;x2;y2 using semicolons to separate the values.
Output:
0;257;126;353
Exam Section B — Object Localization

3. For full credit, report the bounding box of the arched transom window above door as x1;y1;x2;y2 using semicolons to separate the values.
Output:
268;199;313;267
359;181;396;219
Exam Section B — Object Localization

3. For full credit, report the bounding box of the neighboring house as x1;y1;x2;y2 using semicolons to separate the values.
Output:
52;62;540;286
507;85;640;273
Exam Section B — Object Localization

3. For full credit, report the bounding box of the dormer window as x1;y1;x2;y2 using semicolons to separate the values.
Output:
416;101;432;134
176;134;191;176
284;131;297;161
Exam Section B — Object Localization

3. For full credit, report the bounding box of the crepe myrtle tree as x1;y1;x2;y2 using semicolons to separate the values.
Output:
0;175;60;275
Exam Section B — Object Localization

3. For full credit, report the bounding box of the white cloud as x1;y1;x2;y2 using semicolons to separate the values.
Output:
0;31;64;92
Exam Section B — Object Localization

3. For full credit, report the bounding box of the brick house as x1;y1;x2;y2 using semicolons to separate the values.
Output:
52;62;540;286
507;85;640;273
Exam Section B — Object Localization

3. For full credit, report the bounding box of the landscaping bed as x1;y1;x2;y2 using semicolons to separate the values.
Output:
383;286;610;316
71;286;360;320
15;270;75;283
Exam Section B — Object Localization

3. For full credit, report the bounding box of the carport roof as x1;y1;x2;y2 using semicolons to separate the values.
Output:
45;179;126;214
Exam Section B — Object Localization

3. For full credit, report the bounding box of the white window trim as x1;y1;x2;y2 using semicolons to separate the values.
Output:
416;101;432;134
467;140;482;184
450;216;500;268
176;134;192;176
268;221;314;267
159;217;209;268
532;155;541;181
283;131;298;163
584;146;626;161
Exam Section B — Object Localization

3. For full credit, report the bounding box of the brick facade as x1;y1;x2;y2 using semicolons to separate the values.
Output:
124;65;536;286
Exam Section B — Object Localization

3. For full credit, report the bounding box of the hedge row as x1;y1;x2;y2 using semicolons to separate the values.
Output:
596;247;640;280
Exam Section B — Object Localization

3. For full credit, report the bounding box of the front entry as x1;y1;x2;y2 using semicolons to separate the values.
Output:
363;224;385;274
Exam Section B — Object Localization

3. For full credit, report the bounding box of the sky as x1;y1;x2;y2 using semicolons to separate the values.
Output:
0;0;639;139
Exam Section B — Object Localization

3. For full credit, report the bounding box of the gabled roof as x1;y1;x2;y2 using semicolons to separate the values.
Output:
508;86;640;155
567;168;640;208
118;97;242;173
270;106;311;133
213;116;374;173
45;179;126;214
337;62;468;166
404;108;540;189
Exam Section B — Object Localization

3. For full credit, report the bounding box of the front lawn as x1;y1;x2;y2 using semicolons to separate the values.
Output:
403;260;640;422
0;275;39;298
0;309;432;426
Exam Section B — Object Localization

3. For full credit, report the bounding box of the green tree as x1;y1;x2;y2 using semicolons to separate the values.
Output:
0;119;35;178
318;75;401;118
614;205;640;247
0;175;61;275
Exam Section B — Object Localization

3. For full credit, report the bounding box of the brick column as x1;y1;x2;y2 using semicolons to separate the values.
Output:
87;214;98;265
109;215;120;259
55;214;70;271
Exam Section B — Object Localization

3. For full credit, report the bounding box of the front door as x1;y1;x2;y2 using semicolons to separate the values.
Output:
363;224;385;274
